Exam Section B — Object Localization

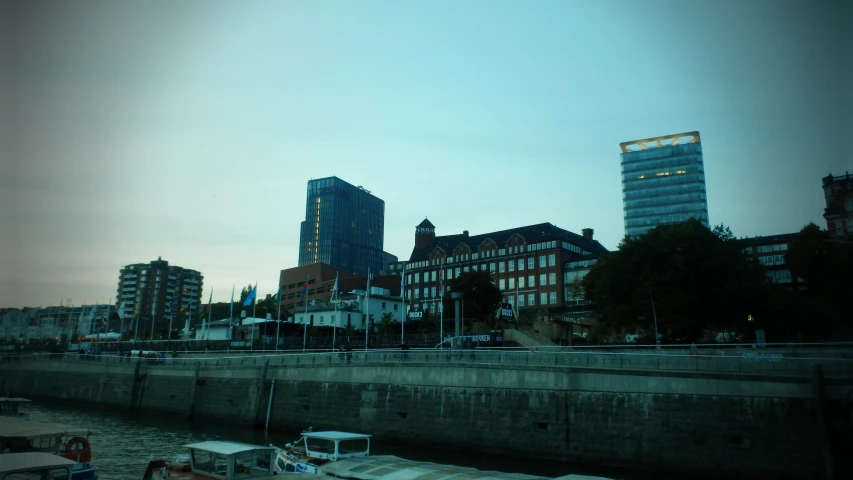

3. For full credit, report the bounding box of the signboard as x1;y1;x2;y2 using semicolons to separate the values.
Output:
407;307;424;321
498;303;515;321
554;315;585;325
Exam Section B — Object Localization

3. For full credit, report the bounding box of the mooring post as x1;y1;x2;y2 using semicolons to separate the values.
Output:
812;364;834;480
187;361;201;421
253;358;271;428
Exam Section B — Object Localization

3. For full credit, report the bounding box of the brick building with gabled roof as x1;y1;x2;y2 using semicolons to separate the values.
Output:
388;219;607;326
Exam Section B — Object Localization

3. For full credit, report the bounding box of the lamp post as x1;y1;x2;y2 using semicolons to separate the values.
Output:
240;310;247;344
647;286;660;350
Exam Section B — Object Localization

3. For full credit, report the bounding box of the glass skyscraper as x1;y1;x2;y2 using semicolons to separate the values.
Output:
620;131;709;237
298;176;389;276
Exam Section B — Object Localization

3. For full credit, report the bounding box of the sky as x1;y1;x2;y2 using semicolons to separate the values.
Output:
2;0;850;308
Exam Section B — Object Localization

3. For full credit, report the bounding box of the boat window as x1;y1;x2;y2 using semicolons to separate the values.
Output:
192;450;229;478
234;450;271;478
305;437;335;454
338;438;369;455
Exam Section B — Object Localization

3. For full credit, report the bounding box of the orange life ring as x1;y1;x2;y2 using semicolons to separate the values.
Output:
63;436;92;463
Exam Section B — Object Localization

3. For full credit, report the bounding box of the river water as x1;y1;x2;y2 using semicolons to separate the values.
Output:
24;401;655;480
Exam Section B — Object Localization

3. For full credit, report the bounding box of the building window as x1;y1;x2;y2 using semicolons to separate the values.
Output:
540;293;548;305
836;221;843;235
431;271;436;282
518;259;524;271
528;293;535;306
489;263;495;273
499;262;505;273
529;275;535;288
423;288;429;298
509;277;515;289
548;254;556;266
539;256;547;268
539;274;547;286
518;295;525;307
845;198;853;212
549;292;557;304
549;273;557;285
508;261;515;272
527;258;534;269
455;268;461;277
464;266;470;273
414;289;420;299
431;287;436;297
382;302;386;310
473;265;479;272
499;279;505;290
414;273;420;283
508;296;515;306
519;277;525;288
394;304;398;310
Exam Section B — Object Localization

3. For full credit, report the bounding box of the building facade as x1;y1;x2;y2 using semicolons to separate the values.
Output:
297;176;397;277
620;131;710;237
116;257;203;338
742;233;804;289
388;219;607;325
822;172;853;237
279;262;402;314
292;291;403;331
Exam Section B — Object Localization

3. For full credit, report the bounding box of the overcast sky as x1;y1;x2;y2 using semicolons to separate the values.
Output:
2;0;850;308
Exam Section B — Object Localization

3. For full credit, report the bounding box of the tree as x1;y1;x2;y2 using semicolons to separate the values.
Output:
378;312;394;336
583;219;767;342
441;271;502;325
785;223;853;334
712;224;735;241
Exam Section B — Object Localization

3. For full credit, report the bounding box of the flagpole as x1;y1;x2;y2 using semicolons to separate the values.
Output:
275;279;282;352
230;284;235;340
364;268;371;352
332;272;339;352
150;300;156;341
251;281;257;351
206;288;213;342
400;264;405;345
134;305;140;342
440;259;445;347
302;274;310;353
105;298;111;341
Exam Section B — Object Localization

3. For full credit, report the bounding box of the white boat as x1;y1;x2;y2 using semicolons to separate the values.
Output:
1;452;77;480
0;416;97;480
273;430;371;474
272;430;615;480
142;440;326;480
0;397;30;418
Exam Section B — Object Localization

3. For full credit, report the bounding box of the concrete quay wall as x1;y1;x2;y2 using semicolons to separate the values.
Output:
1;356;851;480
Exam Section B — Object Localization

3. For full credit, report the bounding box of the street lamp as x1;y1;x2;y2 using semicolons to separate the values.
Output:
647;286;660;350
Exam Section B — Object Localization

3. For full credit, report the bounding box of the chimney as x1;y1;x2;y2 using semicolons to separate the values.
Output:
463;230;469;237
582;228;594;241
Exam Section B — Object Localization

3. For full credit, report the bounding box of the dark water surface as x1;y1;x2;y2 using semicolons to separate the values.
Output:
24;401;655;480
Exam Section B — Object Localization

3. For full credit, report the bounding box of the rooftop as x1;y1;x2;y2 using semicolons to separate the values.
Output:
0;417;90;439
620;131;701;153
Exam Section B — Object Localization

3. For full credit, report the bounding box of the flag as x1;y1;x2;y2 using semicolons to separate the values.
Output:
299;282;308;302
332;273;339;294
118;301;126;318
89;305;97;319
243;285;257;307
400;271;405;297
207;290;213;311
439;267;444;296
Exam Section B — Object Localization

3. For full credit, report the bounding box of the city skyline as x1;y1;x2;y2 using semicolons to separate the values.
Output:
3;0;849;307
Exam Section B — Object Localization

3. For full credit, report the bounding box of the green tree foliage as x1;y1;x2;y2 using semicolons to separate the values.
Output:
784;223;853;333
441;270;502;324
583;219;767;342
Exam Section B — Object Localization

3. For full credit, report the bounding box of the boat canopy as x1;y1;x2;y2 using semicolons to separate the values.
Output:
301;431;372;441
184;441;277;456
0;452;76;472
321;455;561;480
0;417;91;439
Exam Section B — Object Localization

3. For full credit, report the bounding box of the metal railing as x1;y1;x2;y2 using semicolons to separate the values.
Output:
3;348;853;377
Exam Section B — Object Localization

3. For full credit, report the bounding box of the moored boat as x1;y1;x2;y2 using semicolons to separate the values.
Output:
0;397;30;418
142;440;324;480
0;416;97;480
273;430;371;474
0;452;77;480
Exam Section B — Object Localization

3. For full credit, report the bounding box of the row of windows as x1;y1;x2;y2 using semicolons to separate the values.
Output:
833;219;853;235
620;155;704;175
623;192;707;210
505;292;558;307
406;255;559;284
759;255;786;266
620;144;703;163
622;172;707;192
406;273;561;299
623;182;706;201
624;202;709;220
625;212;709;228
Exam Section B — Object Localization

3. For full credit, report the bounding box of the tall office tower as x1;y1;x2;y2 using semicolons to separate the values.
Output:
619;131;710;237
298;176;395;276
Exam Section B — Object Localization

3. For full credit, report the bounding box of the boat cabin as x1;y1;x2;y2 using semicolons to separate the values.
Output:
0;452;76;480
0;417;92;461
0;398;30;418
289;431;371;461
182;441;278;479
